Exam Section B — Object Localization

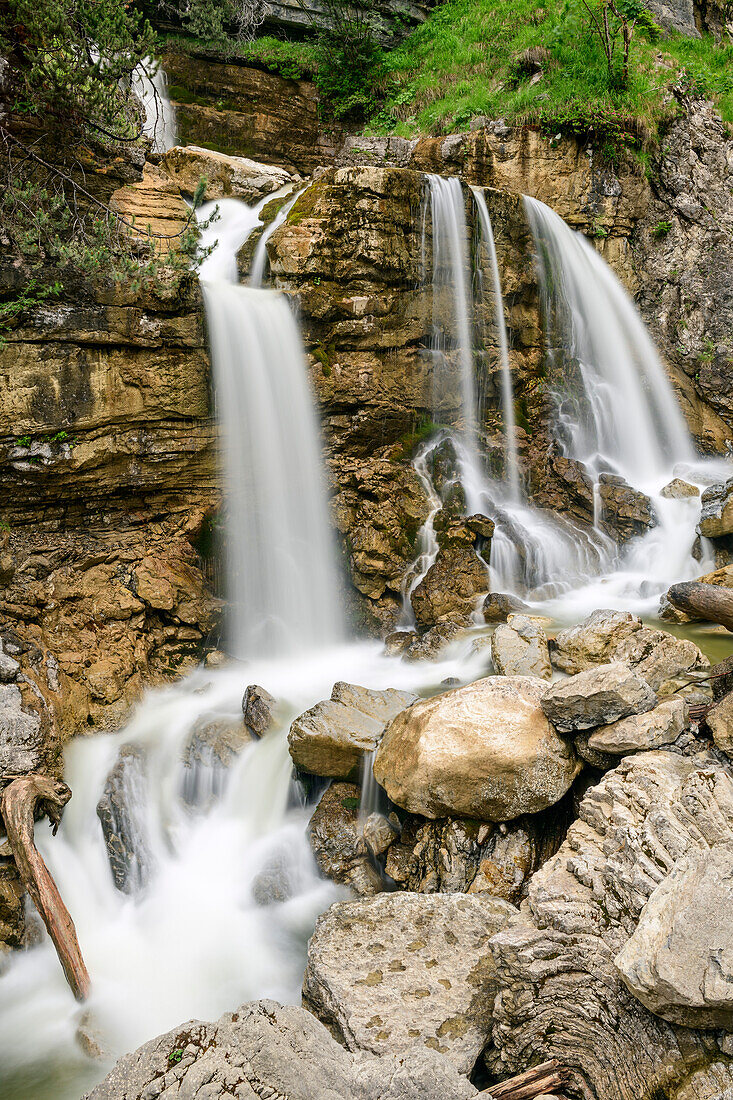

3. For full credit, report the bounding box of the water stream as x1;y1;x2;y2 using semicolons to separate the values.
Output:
133;58;177;154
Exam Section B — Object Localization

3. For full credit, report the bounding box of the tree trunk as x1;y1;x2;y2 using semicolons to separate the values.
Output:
667;581;733;633
480;1059;568;1099
0;774;90;1001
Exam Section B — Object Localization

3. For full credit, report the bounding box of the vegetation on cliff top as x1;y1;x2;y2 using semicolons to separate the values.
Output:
371;0;733;148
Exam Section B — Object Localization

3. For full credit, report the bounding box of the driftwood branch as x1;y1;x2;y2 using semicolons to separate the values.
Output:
0;774;90;1001
667;581;733;633
479;1059;569;1099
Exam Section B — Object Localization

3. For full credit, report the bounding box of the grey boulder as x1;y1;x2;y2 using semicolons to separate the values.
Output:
84;999;477;1100
303;892;515;1074
587;697;688;754
615;842;733;1028
541;661;657;732
491;615;552;680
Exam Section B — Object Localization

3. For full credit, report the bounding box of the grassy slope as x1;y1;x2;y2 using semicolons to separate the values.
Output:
372;0;733;148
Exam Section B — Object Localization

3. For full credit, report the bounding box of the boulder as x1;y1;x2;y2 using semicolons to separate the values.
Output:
84;999;477;1100
541;662;657;732
489;749;733;1098
410;546;488;628
483;592;530;623
362;812;399;859
303;892;515;1074
384;631;417;657
587;698;688;754
699;477;733;539
660;478;700;499
491;615;552;679
550;609;708;691
705;691;733;757
550;609;642;673
374;676;580;821
615;842;733;1028
307;783;383;896
242;684;277;739
597;473;657;543
289;683;417;780
161;145;293;202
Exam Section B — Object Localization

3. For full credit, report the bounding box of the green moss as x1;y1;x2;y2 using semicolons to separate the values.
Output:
287;176;329;226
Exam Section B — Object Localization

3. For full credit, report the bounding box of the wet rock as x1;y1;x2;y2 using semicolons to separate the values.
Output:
660;478;700;499
616;841;733;1028
587;697;688;754
541;661;657;732
0;681;47;778
307;783;382;897
84;999;477;1100
491;614;552;679
289;684;417;780
488;749;733;1098
242;684;276;739
699;477;733;539
303;892;515;1073
410;546;488;628
96;746;152;894
374;676;580;821
403;621;464;661
162;145;292;203
597;473;657;543
483;592;530;623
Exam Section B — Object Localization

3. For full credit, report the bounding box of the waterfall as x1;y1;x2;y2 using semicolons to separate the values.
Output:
197;198;345;659
472;187;521;501
250;187;304;288
524;196;695;488
425;175;480;465
133;58;177;154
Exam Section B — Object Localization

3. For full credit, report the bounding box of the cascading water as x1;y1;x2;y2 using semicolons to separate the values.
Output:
197;196;345;658
133;58;177;154
472;188;521;501
250;187;303;288
0;184;494;1100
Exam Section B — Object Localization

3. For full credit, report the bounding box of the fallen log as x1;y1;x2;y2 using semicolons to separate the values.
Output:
0;774;90;1001
667;582;733;633
480;1058;568;1099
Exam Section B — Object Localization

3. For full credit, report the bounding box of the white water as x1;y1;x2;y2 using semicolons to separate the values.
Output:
0;642;490;1100
198;197;345;658
472;188;521;501
250;187;303;288
133;58;177;154
408;183;731;620
426;175;480;463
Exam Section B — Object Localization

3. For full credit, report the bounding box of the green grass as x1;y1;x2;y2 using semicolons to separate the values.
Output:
364;0;733;150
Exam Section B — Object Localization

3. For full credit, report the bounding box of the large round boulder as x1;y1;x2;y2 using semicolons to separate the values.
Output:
373;676;580;821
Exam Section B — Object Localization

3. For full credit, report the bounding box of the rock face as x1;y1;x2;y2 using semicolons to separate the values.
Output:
289;683;417;779
383;802;572;903
303;892;515;1073
374;676;580;821
491;615;552;679
410;546;488;628
84;999;477;1100
541;661;657;732
587;697;688;754
489;749;733;1098
616;841;733;1028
